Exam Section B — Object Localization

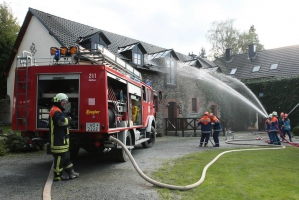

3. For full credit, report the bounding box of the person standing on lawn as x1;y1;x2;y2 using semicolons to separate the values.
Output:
198;111;212;147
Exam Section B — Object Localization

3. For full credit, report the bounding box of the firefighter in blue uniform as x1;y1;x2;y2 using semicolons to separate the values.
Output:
278;112;285;141
268;111;281;145
210;113;222;147
49;93;79;181
198;111;212;147
265;114;273;144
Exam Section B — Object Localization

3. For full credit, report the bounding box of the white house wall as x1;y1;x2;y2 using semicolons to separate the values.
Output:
7;16;61;123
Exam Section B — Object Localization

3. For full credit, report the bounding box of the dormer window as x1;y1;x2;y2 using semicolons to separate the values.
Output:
148;49;179;87
118;42;147;66
78;31;111;51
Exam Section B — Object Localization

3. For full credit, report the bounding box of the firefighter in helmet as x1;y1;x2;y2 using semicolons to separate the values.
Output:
267;111;281;145
210;113;222;147
265;114;273;144
198;111;212;147
49;93;79;181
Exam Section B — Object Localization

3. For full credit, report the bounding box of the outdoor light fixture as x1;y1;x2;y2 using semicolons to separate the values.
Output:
50;46;78;59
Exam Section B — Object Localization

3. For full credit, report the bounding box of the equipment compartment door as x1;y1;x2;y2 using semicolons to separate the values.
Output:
36;74;80;130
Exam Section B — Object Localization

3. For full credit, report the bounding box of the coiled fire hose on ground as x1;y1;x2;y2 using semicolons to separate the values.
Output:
109;136;285;191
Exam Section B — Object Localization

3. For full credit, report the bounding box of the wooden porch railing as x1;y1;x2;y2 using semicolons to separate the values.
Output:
165;118;199;136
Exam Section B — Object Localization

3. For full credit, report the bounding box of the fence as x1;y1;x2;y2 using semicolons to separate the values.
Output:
165;118;199;137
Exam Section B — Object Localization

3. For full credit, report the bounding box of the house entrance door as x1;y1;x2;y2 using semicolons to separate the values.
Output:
168;102;176;130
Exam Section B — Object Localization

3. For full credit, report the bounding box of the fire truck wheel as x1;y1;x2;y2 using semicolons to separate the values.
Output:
142;126;156;148
115;133;132;162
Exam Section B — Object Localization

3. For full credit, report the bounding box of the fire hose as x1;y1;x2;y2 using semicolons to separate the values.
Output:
275;124;299;147
109;136;285;190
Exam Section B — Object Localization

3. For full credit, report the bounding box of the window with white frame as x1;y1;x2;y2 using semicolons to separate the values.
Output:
230;68;237;74
166;59;175;84
133;53;141;65
252;65;260;72
270;63;278;70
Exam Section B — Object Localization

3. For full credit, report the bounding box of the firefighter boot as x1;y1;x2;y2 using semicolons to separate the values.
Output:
66;168;79;179
53;173;69;182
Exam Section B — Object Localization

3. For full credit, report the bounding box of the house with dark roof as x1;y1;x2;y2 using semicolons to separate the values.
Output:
3;8;219;134
215;44;299;80
214;44;299;131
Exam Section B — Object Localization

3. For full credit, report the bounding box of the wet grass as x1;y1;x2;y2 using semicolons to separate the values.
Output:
153;147;299;200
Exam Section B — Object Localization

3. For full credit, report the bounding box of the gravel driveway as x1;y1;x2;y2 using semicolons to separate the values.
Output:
0;132;292;200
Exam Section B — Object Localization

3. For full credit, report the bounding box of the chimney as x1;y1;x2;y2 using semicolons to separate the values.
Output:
248;44;256;61
225;48;231;61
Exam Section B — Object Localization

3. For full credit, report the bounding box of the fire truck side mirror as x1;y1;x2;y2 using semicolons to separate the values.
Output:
158;90;162;100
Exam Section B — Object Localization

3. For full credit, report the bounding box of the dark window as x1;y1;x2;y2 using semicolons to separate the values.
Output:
142;86;146;102
192;98;197;112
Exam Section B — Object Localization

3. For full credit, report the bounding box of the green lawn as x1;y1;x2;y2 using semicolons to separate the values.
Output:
152;146;299;200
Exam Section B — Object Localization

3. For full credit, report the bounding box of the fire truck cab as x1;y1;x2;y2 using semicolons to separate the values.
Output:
12;45;158;161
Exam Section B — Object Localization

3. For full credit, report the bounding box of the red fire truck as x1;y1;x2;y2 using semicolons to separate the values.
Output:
12;45;158;161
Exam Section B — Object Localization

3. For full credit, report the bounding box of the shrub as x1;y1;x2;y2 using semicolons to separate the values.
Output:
0;139;5;156
4;130;40;153
292;126;299;136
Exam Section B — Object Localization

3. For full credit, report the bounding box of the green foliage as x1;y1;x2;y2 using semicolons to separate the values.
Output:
153;147;299;200
244;76;299;130
0;130;40;155
206;19;264;59
238;25;264;54
5;130;40;152
0;139;5;156
199;47;207;59
292;126;299;136
0;2;20;98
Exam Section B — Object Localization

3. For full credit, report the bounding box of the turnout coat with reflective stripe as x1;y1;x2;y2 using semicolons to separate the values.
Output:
49;105;70;153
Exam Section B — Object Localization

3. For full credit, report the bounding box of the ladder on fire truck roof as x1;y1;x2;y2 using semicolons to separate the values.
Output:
75;45;142;82
14;51;32;131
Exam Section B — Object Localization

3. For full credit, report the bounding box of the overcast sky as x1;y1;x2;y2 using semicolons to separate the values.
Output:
6;0;299;58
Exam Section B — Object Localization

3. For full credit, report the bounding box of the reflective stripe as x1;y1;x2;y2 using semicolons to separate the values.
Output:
51;145;69;153
201;131;211;133
54;156;63;174
50;118;54;149
57;117;69;126
64;163;73;169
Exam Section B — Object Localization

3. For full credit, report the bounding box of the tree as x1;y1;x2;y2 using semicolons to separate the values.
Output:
237;25;264;53
206;19;239;59
0;2;20;99
206;19;264;59
199;47;207;59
